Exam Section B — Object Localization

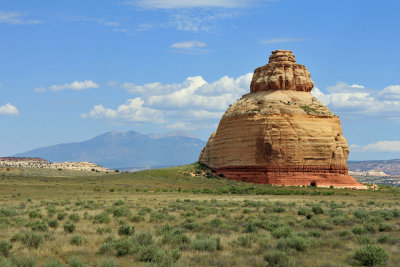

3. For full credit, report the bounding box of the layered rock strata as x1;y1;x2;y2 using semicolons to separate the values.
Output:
0;157;113;172
199;50;366;189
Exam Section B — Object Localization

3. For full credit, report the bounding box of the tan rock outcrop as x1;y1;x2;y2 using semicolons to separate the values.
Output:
250;50;314;93
0;157;113;172
199;50;366;189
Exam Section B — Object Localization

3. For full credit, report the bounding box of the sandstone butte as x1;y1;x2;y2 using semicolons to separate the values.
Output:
199;50;367;189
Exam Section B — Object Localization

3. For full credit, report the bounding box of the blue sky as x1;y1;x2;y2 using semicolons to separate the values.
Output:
1;0;400;161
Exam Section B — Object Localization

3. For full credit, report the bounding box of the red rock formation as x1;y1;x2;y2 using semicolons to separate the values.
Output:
199;50;366;189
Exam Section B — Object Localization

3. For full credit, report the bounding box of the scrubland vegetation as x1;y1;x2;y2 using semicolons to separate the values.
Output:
0;163;399;266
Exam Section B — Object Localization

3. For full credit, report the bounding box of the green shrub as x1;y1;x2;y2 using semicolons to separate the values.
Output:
113;239;130;257
235;234;255;248
57;212;66;221
192;235;221;252
272;206;286;213
0;240;12;257
307;230;321;238
131;232;154;246
245;223;257;233
0;255;15;267
11;231;43;249
339;229;352;237
68;256;84;267
113;207;130;217
378;223;392;232
118;225;134;236
183;222;199;230
130;215;144;222
353;244;388;266
210;218;222;227
114;200;125;206
276;235;310;252
29;210;42;219
263;250;289;266
1;208;17;217
133;245;163;262
69;213;80;223
138;207;152;215
46;206;57;217
99;242;114;256
257;235;271;250
63;221;75;233
47;219;59;229
93;213;110;224
169;248;182;262
70;235;83;246
312;206;324;215
332;215;352;226
271;227;292;239
96;227;112;235
11;255;36;267
160;227;190;249
297;207;309;216
352;226;367;235
149;212;166;223
377;234;390;244
354;210;369;219
363;223;377;233
30;220;48;232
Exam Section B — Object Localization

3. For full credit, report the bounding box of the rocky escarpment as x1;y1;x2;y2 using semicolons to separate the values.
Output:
0;157;113;172
199;50;366;189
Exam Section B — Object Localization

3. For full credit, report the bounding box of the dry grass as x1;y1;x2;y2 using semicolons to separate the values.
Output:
0;163;399;266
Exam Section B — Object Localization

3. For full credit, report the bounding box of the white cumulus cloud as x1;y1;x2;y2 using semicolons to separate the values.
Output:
81;98;164;123
0;103;19;116
144;74;252;110
311;82;400;118
351;141;400;152
85;73;252;129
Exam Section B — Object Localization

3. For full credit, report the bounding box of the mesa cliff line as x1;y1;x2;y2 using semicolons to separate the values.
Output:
199;50;366;189
0;157;113;172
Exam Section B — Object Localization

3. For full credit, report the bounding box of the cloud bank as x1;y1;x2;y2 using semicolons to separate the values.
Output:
83;73;252;128
312;82;400;119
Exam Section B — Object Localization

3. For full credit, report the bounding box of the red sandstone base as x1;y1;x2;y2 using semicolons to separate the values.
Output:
214;166;367;189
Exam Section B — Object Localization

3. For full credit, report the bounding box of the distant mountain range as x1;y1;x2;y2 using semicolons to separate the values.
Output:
14;131;206;170
348;159;400;176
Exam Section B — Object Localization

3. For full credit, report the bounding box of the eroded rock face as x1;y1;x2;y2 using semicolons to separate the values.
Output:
250;50;314;93
199;50;365;188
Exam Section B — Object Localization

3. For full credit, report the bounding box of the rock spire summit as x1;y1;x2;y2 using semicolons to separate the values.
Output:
250;50;314;93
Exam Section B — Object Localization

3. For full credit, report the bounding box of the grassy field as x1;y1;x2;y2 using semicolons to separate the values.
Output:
0;163;399;266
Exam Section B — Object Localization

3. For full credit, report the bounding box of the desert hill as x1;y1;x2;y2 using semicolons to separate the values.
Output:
348;159;400;176
13;130;206;170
